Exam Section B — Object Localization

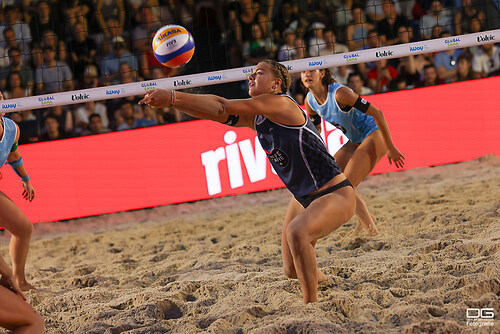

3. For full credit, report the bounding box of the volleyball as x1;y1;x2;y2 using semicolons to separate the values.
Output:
152;25;195;68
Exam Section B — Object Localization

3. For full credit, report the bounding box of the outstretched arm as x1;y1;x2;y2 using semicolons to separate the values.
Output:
336;86;405;168
139;89;302;127
6;124;35;201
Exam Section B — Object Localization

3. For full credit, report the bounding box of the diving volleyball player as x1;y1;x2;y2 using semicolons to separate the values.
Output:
139;60;356;304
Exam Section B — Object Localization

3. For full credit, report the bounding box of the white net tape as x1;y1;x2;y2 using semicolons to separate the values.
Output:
1;29;499;113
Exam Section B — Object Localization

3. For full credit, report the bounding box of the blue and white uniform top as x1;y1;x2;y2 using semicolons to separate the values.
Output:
255;94;343;199
306;83;378;144
0;117;17;167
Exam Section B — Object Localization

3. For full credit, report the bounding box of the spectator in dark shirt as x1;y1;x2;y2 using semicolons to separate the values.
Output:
40;113;71;141
376;0;409;46
68;22;98;83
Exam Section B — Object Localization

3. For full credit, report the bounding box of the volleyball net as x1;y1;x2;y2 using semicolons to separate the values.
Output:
1;29;498;113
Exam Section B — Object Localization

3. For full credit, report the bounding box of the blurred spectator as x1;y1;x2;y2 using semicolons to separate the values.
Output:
347;72;374;95
357;29;384;79
455;52;474;82
62;0;91;36
242;22;277;65
367;58;398;93
319;29;348;56
2;71;31;99
100;36;138;85
133;104;157;128
74;101;109;135
418;64;442;87
29;1;64;45
96;0;126;41
35;46;74;94
454;0;485;35
132;4;161;54
44;105;73;136
78;64;100;90
395;25;415;44
228;0;272;48
40;29;68;63
307;22;326;57
397;54;425;88
365;0;402;23
433;33;464;83
472;43;500;78
376;0;409;46
81;113;111;136
68;22;98;82
346;5;374;51
387;75;407;91
420;0;453;39
2;27;29;65
113;99;135;131
40;113;71;141
277;28;298;61
0;6;32;54
272;0;300;44
0;47;34;92
114;61;138;85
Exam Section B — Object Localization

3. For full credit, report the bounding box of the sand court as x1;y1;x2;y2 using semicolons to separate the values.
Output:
1;155;499;333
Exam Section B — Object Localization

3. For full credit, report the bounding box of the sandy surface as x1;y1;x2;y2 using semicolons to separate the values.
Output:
1;155;499;333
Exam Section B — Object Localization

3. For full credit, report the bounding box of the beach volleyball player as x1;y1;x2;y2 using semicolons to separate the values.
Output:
140;60;356;304
0;92;36;292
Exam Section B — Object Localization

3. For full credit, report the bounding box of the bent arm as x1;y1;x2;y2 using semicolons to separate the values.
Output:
336;87;404;166
304;98;321;133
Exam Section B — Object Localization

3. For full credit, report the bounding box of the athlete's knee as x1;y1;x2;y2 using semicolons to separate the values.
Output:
31;313;45;333
16;219;33;239
286;222;308;251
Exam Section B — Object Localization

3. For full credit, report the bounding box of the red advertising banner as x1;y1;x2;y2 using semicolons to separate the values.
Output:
1;77;499;223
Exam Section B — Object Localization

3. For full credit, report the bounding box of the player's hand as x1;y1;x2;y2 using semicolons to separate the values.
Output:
388;146;405;168
139;89;172;109
22;181;35;202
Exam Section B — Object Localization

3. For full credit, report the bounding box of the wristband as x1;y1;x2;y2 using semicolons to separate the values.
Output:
170;90;176;106
21;175;29;182
8;157;23;169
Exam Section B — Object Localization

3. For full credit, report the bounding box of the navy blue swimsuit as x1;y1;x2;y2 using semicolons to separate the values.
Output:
254;94;347;207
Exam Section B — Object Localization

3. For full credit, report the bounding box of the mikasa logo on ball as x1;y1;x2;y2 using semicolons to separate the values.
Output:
156;28;181;42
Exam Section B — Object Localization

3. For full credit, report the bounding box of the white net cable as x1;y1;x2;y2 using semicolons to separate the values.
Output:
1;29;499;113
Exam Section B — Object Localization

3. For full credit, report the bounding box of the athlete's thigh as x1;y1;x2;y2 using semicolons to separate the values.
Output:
0;191;30;235
291;187;355;243
333;141;358;171
344;130;387;187
0;286;37;329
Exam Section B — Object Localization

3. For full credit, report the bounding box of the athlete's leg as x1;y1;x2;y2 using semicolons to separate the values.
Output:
286;185;356;303
334;142;379;236
343;130;387;236
281;197;327;283
0;286;44;333
0;192;35;291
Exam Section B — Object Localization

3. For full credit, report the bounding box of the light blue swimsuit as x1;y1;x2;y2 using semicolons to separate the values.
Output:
306;83;378;144
0;117;17;167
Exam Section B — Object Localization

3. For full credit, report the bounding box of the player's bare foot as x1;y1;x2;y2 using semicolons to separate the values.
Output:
353;215;379;237
317;270;328;283
15;278;36;291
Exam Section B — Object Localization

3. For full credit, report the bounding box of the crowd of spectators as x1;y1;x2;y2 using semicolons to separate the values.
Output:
0;0;498;144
